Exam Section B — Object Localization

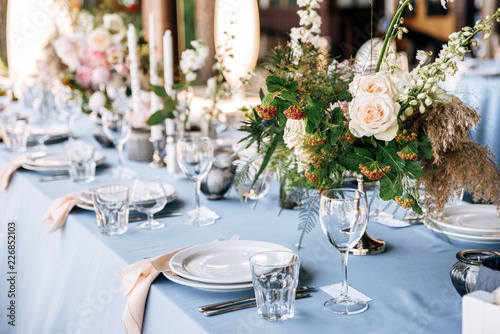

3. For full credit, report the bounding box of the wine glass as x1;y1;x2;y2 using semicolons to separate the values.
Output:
101;107;135;179
319;188;369;315
130;176;167;230
176;136;214;226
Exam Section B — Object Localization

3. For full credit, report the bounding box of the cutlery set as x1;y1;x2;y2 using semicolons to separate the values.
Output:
198;286;316;316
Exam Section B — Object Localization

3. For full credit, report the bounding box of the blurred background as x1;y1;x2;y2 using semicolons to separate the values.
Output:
0;0;498;83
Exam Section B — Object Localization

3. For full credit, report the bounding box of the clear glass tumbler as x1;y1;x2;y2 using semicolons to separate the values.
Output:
250;251;300;321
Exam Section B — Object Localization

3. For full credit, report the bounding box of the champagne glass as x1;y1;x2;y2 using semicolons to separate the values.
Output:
101;108;135;179
131;176;167;230
319;188;369;315
176;136;214;226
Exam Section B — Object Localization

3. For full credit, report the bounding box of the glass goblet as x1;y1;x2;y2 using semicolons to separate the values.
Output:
131;176;167;230
101;108;135;179
319;188;369;315
176;136;214;226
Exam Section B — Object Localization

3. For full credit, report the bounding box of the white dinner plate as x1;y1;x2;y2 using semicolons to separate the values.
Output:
22;150;106;173
162;272;254;292
425;222;500;244
429;205;500;236
76;182;178;211
27;123;69;145
169;240;292;284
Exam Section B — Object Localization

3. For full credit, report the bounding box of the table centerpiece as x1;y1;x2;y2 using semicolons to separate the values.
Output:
237;0;500;247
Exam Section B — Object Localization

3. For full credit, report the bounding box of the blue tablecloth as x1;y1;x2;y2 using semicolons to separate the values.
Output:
454;60;500;169
0;134;498;334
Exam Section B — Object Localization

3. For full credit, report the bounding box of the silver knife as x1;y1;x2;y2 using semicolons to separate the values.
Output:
198;286;316;312
202;293;312;316
129;211;183;222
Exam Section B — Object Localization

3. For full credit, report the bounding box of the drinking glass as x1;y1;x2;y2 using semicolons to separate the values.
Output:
250;251;300;321
101;108;135;179
28;115;51;151
130;176;167;230
91;185;129;235
65;140;96;183
176;136;214;226
0;115;29;152
319;188;369;315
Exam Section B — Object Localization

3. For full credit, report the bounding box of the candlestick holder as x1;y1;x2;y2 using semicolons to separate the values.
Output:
149;137;166;168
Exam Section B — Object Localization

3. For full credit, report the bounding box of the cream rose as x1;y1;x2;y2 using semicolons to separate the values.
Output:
54;34;85;70
88;91;106;111
349;94;400;141
349;72;399;99
87;28;112;52
103;14;124;33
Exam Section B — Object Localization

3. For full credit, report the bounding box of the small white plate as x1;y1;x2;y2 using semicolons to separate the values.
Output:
429;205;500;236
22;150;106;173
162;272;253;292
169;240;292;284
76;182;178;211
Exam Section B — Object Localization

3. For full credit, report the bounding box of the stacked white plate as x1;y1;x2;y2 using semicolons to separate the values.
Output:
76;182;178;211
22;150;106;174
27;123;69;145
426;205;500;244
163;240;292;292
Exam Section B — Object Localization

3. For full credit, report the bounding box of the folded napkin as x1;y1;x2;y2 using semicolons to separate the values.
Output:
185;206;220;220
320;283;372;302
42;190;85;232
0;154;28;190
120;247;189;334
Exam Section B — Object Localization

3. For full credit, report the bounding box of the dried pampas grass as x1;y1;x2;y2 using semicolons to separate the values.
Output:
406;100;481;165
420;142;500;213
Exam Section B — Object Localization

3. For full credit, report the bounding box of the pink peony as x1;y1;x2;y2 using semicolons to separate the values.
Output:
91;66;111;86
75;66;93;88
114;63;128;76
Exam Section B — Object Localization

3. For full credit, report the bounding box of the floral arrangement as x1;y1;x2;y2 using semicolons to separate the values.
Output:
239;0;500;244
43;7;148;113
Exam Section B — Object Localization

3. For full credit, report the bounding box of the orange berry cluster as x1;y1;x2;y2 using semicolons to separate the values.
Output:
305;173;319;183
395;130;418;143
394;196;415;209
397;151;418;161
359;163;392;180
256;105;278;120
305;135;327;147
311;155;325;168
341;130;357;144
284;105;307;120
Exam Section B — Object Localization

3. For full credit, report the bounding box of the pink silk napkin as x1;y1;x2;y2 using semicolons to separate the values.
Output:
42;190;85;232
0;154;28;190
120;247;189;334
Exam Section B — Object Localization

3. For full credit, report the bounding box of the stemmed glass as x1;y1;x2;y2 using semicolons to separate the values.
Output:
176;136;214;226
130;176;167;230
319;188;369;315
101;107;135;179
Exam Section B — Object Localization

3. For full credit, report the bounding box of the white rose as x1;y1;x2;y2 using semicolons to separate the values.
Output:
349;94;400;141
88;91;107;111
103;14;124;33
87;28;112;52
283;119;306;149
349;72;399;100
54;34;86;70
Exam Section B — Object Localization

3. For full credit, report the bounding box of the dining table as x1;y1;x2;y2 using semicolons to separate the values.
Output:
0;119;498;334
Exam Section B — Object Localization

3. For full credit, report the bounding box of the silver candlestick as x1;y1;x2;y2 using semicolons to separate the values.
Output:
149;137;166;168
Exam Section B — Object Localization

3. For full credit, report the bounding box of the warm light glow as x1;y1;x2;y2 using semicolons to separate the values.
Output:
6;0;61;83
214;0;260;94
